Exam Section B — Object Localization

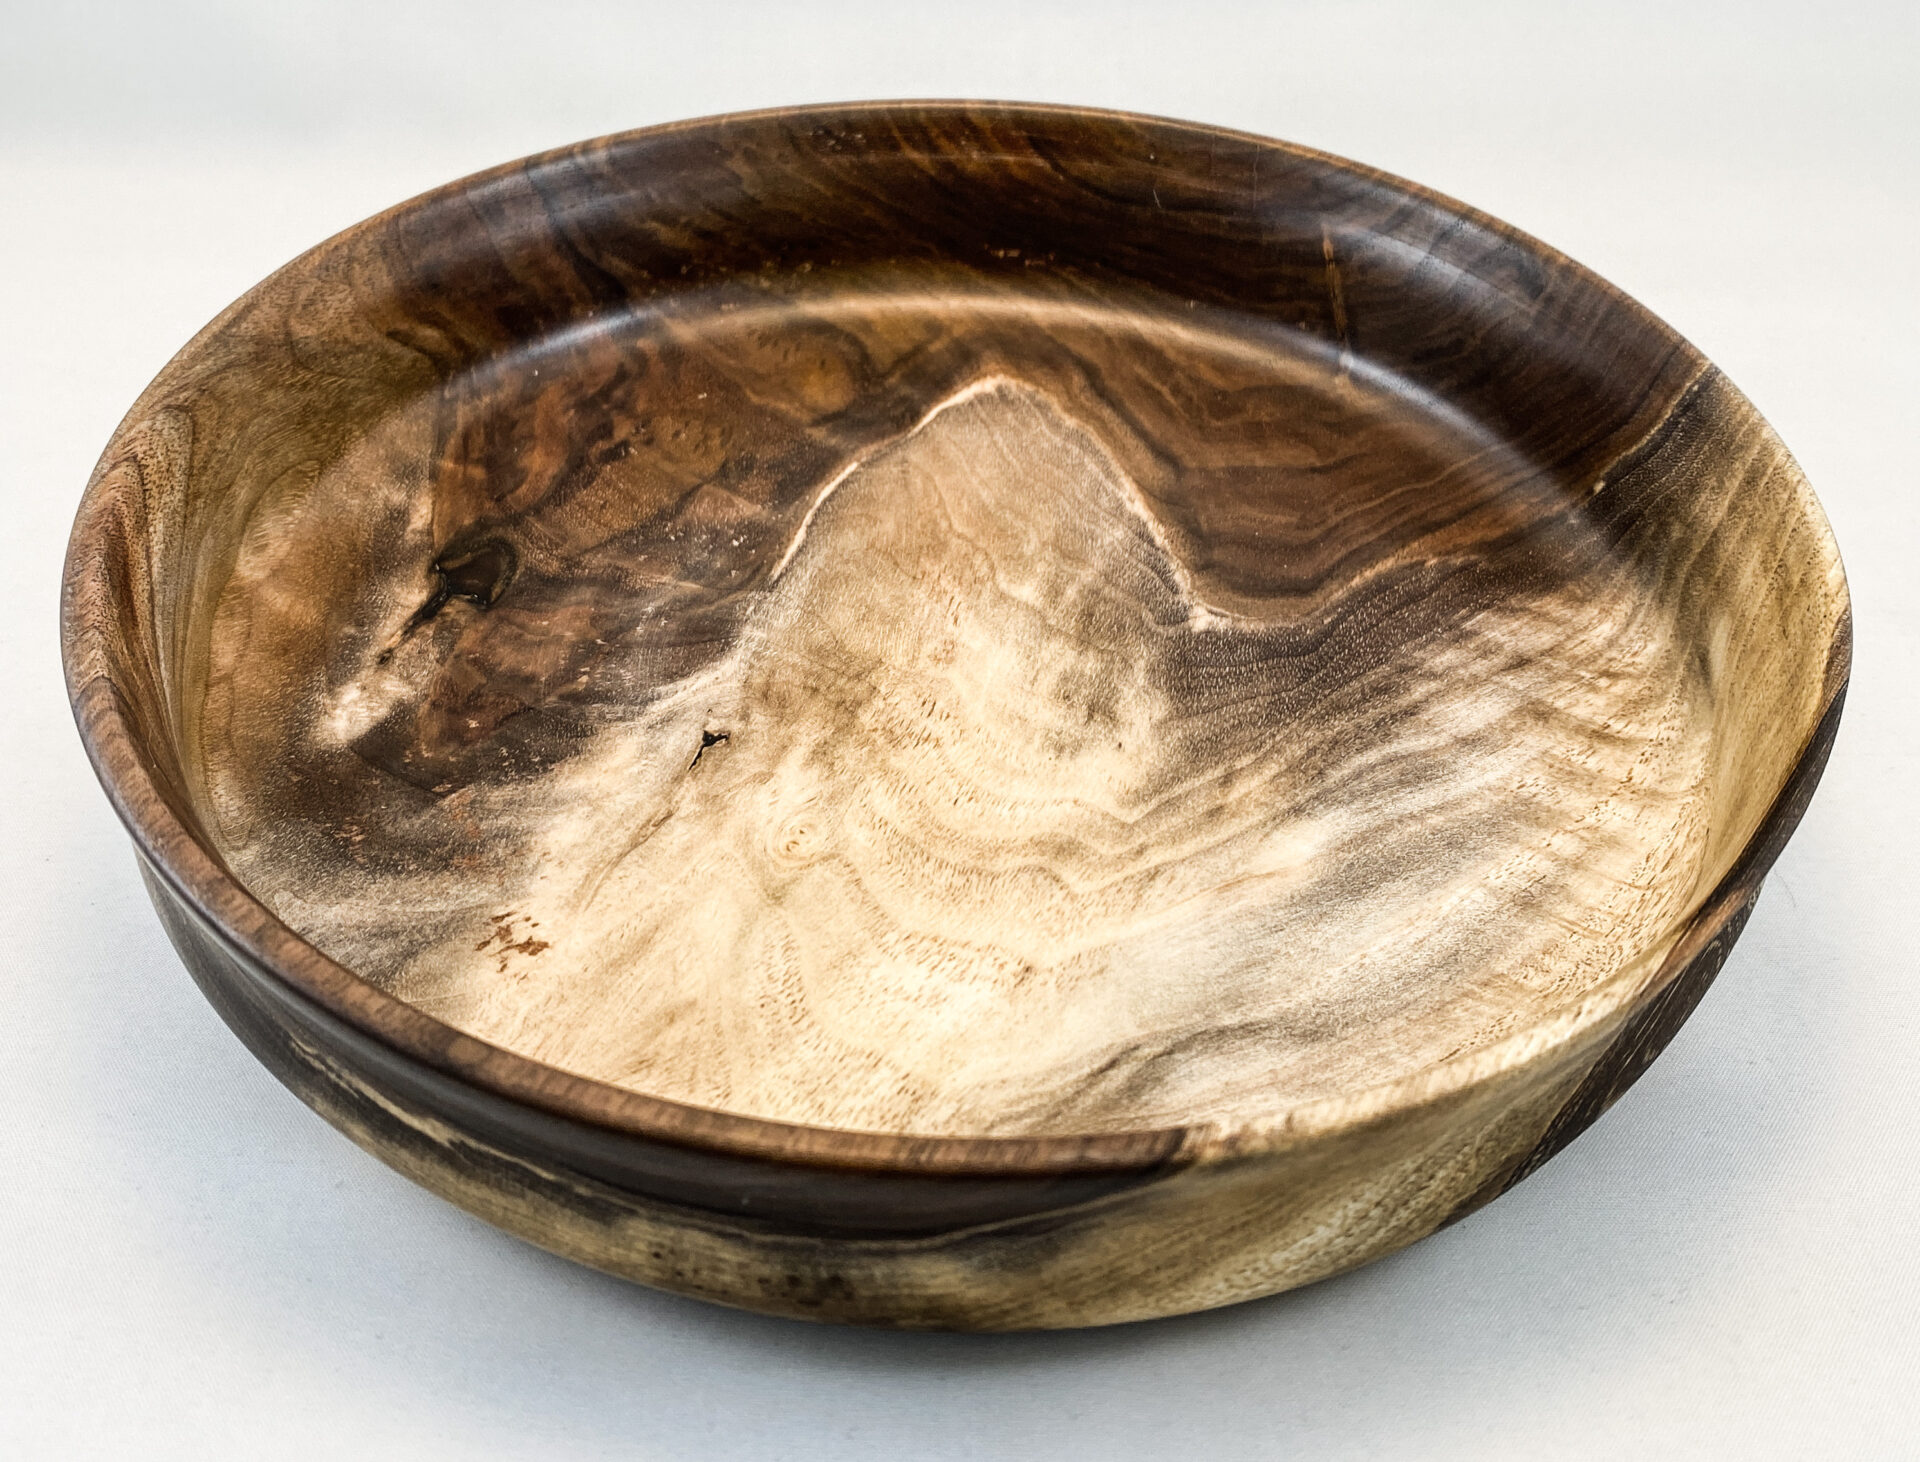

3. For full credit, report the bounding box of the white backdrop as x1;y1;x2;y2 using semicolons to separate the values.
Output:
3;3;1915;1456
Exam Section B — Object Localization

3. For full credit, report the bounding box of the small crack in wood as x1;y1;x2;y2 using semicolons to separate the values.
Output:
689;729;730;770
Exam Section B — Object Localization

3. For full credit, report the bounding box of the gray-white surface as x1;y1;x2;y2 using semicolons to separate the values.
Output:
3;3;1914;1456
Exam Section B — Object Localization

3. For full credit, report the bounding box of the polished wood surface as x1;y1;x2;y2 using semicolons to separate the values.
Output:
63;103;1849;1326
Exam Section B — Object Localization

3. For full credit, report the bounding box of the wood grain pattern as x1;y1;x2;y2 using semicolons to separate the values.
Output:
63;103;1849;1327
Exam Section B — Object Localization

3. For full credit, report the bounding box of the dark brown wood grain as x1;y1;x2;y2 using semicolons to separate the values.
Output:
62;103;1849;1327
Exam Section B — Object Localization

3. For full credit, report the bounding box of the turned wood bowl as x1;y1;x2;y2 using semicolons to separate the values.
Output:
63;102;1850;1329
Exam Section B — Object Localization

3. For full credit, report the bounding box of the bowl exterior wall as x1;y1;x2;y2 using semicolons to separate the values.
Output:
137;835;1796;1328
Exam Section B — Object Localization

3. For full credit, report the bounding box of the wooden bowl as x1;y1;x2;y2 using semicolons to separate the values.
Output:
62;103;1850;1329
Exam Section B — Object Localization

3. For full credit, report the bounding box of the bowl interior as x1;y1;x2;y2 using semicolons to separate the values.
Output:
89;107;1847;1140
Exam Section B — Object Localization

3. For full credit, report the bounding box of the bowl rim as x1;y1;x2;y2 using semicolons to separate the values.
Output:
61;99;1853;1178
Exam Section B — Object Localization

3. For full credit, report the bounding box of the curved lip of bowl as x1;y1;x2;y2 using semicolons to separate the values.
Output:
61;100;1853;1179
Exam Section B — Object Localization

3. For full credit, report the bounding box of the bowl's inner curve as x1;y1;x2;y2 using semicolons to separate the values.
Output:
200;285;1719;1138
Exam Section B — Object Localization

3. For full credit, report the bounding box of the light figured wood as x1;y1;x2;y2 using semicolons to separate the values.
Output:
65;104;1849;1325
